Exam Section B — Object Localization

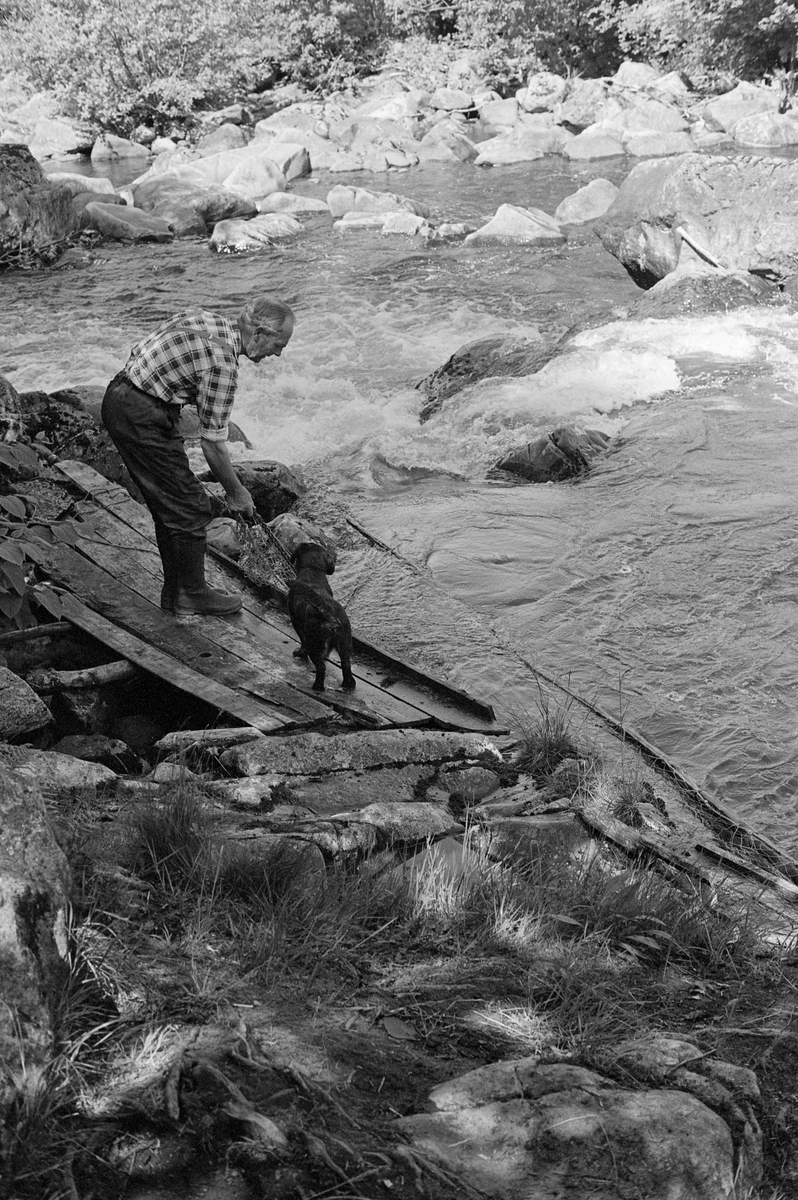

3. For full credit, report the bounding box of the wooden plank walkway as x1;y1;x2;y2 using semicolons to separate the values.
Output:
41;461;504;734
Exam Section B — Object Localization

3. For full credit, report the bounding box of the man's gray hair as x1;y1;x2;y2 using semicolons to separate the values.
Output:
241;295;295;335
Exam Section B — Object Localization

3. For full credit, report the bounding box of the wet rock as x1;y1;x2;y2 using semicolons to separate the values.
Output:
494;426;610;483
232;460;305;522
382;211;427;235
631;266;779;318
398;1058;751;1199
0;744;117;795
132;174;257;236
0;372;22;441
0;665;52;739
464;203;564;246
554;178;619;224
0;144;75;266
326;184;429;219
266;512;336;564
220;729;501;778
209;212;301;251
79;201;174;243
51;733;144;774
596;152;798;286
417;334;557;420
0;769;71;1124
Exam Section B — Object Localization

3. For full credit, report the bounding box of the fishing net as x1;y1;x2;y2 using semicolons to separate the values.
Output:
235;517;295;591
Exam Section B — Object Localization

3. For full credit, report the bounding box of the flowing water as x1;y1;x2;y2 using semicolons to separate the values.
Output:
3;156;798;846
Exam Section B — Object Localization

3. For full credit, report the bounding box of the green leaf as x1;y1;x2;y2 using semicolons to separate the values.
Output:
34;589;65;619
53;523;81;545
0;496;26;519
0;542;25;565
0;562;26;595
0;591;23;618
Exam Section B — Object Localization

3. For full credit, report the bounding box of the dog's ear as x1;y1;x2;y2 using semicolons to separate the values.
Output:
291;541;317;566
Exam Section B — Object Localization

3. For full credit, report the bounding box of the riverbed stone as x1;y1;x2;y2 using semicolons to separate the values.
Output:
596;152;798;286
0;666;52;739
257;192;330;215
0;144;75;265
631;266;778;319
473;135;544;166
623;129;693;157
557;77;610;130
209;212;300;251
91;133;149;160
197;123;248;154
46;171;117;198
418;120;478;162
382;211;427;235
464;204;565;246
219;730;501;778
326;183;429;219
518;71;567;113
260;141;310;181
732;110;798;146
398;1060;746;1199
563;128;625;159
79;201;174;243
702;81;779;133
555;177;618;224
613;60;662;88
0;769;71;1127
476;97;519;134
27;116;89;160
133;174;257;235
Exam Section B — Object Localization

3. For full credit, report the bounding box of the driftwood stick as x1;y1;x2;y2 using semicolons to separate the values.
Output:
27;658;140;692
0;621;73;647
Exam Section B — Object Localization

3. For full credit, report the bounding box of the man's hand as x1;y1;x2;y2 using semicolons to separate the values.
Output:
225;484;254;518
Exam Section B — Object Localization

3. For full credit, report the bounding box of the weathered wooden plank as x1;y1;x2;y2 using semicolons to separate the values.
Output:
47;591;289;733
26;540;322;725
75;507;419;728
57;461;502;731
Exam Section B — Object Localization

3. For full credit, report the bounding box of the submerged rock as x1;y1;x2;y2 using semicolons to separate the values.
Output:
464;204;565;246
132;173;257;236
79;201;174;243
493;426;610;483
631;267;781;318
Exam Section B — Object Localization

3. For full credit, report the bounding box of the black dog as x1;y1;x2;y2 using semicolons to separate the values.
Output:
287;543;356;692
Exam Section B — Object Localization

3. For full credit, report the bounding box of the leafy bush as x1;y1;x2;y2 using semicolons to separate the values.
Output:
260;0;390;91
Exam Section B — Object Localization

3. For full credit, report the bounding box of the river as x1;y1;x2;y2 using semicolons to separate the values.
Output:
3;155;798;848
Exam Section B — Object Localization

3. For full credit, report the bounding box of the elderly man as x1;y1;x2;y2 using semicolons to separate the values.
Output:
102;295;294;616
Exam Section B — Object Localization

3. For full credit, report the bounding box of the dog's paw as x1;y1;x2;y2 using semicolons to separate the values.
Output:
292;647;309;659
342;679;357;692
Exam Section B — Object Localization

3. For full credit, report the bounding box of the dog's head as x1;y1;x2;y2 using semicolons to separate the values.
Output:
291;541;336;575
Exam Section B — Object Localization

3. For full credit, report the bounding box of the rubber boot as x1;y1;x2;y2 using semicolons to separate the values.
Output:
172;533;242;616
153;520;178;612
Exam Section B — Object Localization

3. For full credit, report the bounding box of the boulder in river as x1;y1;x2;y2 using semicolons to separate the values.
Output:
133;173;257;235
463;203;565;246
493;426;610;483
563;128;625;159
0;143;75;266
630;265;781;318
595;152;798;287
209;212;301;251
555;178;619;224
517;70;567;114
417;334;559;421
79;201;174;243
326;183;430;219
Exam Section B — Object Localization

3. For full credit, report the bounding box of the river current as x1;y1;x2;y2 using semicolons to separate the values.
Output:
3;156;798;848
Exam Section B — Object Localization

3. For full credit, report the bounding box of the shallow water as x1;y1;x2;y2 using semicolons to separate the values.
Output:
4;155;798;847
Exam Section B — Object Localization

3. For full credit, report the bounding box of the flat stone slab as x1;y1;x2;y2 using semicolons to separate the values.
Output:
0;665;51;739
212;763;434;813
219;730;501;778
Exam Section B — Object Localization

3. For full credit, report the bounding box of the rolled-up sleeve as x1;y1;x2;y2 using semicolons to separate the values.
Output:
196;361;238;442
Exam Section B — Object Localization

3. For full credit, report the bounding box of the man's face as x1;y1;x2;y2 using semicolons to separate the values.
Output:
242;322;293;363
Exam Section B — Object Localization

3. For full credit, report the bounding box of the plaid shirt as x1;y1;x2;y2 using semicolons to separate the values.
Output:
125;309;241;442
